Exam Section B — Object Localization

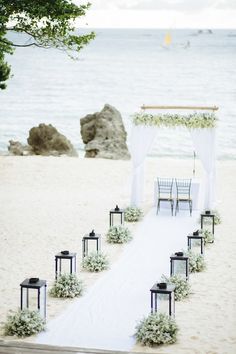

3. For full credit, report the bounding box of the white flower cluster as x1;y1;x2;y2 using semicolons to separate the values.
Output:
50;273;83;298
125;206;143;222
186;251;206;273
4;309;45;337
132;112;217;129
106;225;132;244
161;274;190;301
135;312;178;346
82;252;109;272
199;229;214;244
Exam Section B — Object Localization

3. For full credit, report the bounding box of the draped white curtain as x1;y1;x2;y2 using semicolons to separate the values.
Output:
130;125;157;206
190;128;216;209
130;125;216;209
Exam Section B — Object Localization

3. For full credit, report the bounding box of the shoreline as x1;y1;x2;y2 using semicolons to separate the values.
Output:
1;151;236;161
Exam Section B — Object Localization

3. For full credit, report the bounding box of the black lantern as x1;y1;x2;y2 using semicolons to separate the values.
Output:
188;233;204;255
109;206;125;226
201;211;215;238
82;233;101;258
150;283;175;317
170;252;189;281
55;251;76;279
20;278;47;318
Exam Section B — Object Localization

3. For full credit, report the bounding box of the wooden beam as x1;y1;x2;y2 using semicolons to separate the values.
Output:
140;105;219;111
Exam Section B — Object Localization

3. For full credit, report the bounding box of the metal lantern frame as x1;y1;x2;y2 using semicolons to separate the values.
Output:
187;234;204;255
82;233;101;258
201;212;215;239
20;278;47;318
150;283;175;317
55;252;77;279
109;208;125;226
170;254;189;281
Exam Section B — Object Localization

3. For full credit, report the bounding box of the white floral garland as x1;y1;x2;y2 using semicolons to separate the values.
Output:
132;112;217;129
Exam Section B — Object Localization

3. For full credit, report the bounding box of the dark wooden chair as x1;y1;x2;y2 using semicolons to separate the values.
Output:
175;178;192;216
156;178;174;216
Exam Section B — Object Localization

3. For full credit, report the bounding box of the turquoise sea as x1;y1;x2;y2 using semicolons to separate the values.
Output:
0;29;235;159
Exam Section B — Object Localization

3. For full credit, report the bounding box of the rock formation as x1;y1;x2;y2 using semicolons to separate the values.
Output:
80;104;130;159
27;123;78;157
8;124;77;157
8;140;33;156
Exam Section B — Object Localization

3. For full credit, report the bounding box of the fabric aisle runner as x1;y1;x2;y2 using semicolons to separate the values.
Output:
36;208;198;350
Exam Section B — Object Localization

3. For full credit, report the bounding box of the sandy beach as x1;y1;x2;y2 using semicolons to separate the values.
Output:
0;156;236;354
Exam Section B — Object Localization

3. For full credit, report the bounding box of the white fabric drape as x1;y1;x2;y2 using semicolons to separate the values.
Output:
190;128;216;209
130;125;157;206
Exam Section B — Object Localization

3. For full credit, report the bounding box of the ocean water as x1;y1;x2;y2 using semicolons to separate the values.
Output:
0;29;235;159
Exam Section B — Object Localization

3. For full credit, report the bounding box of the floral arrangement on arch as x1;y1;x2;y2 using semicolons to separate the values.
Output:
132;112;217;129
3;309;45;337
135;312;178;346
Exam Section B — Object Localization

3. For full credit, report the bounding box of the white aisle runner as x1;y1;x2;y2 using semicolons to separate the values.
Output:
36;208;198;351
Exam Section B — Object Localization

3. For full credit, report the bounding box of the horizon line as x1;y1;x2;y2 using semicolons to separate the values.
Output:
78;27;236;30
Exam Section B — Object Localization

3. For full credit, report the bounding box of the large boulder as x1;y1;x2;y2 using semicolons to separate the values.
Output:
8;140;33;156
80;104;130;159
27;123;78;157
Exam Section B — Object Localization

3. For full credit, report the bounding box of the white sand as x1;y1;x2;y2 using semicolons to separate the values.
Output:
0;156;236;353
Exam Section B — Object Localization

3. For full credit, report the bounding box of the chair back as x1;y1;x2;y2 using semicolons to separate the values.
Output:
175;178;192;198
157;178;174;198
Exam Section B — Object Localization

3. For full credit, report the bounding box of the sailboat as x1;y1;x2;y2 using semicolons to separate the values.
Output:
163;31;172;48
161;31;190;50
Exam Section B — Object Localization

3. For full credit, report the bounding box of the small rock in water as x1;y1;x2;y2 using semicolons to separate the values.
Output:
8;140;33;156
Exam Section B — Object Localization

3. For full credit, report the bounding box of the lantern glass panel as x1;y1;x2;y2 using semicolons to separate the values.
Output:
22;288;44;313
156;293;170;315
112;213;122;226
173;260;186;278
23;288;39;308
203;222;212;233
191;238;201;249
60;259;72;273
86;240;97;253
57;257;76;274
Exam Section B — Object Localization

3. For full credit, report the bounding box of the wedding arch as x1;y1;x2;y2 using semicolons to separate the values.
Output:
130;105;219;210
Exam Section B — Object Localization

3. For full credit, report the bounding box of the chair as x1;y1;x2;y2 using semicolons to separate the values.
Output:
156;178;174;216
175;178;192;216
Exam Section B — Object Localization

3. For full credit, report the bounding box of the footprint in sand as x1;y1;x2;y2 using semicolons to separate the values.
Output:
190;335;199;340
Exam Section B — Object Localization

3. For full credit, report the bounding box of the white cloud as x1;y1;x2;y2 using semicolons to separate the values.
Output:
81;0;236;11
75;1;236;28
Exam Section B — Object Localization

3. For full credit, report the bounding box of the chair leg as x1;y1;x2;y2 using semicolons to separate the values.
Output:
157;200;160;215
189;201;192;216
175;200;178;216
171;201;173;216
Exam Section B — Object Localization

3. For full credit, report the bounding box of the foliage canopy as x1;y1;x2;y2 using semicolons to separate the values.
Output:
0;0;95;88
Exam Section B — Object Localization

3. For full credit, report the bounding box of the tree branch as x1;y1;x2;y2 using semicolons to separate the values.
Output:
0;38;46;48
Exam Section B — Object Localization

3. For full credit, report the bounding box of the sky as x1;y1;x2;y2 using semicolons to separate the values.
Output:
74;0;236;28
